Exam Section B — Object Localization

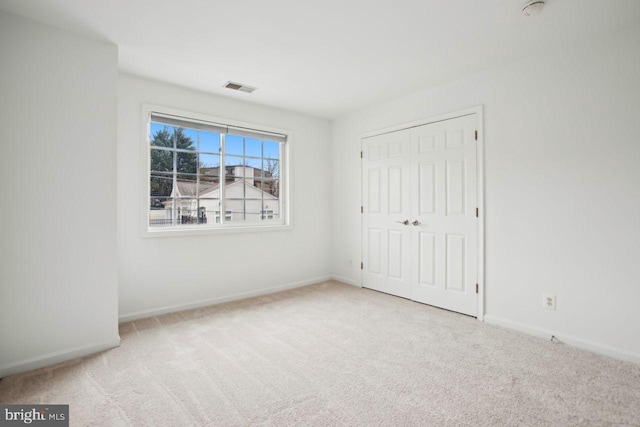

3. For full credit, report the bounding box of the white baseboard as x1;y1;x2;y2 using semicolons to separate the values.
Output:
0;337;121;378
331;275;361;288
118;275;333;323
483;315;640;365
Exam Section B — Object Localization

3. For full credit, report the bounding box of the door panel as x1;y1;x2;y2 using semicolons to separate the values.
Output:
388;230;404;279
362;129;411;299
368;228;381;274
410;114;478;316
388;166;403;214
418;232;436;286
445;234;465;292
368;169;381;213
418;163;436;214
446;160;466;215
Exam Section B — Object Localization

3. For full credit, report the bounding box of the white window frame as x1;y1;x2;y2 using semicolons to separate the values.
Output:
142;104;291;237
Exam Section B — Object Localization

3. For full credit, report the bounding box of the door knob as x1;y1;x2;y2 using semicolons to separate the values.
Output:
412;220;421;226
396;219;409;225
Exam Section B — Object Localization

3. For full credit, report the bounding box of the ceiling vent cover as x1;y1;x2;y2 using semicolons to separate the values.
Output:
224;81;257;93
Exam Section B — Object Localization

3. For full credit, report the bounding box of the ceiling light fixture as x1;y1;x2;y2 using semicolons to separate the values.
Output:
223;81;257;93
521;0;545;16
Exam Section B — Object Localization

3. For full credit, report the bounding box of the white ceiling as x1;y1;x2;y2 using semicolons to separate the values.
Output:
1;0;639;118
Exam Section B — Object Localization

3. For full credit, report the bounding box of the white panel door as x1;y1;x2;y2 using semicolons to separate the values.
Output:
410;115;478;316
361;114;478;316
362;129;411;298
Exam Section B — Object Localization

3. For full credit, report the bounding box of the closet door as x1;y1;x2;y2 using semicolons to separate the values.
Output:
362;129;412;298
361;114;479;317
409;115;478;316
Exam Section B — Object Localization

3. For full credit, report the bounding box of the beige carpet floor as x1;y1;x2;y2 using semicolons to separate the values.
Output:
1;281;639;426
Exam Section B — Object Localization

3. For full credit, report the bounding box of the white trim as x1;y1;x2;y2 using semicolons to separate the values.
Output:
331;275;362;288
359;105;485;319
0;337;121;378
140;103;292;238
360;106;481;140
484;315;640;365
145;223;293;238
118;276;331;322
475;106;485;321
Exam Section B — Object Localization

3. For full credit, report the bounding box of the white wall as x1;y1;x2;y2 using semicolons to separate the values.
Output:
332;25;640;362
0;13;119;376
118;74;332;320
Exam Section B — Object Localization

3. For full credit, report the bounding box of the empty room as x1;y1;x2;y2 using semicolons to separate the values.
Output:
1;0;639;425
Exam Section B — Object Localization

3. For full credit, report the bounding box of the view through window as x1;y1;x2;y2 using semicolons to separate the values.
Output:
148;113;286;230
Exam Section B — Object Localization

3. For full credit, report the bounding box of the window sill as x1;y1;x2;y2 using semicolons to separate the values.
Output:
142;222;292;238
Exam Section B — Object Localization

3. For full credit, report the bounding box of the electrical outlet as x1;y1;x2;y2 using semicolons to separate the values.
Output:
543;293;556;310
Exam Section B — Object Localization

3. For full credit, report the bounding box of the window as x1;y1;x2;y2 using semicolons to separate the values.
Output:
146;107;288;233
214;210;233;223
260;209;274;220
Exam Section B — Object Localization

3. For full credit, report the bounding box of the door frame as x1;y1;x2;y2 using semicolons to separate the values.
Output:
360;105;485;321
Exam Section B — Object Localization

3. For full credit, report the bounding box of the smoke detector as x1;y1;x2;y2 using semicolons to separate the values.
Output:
522;0;545;16
223;81;257;93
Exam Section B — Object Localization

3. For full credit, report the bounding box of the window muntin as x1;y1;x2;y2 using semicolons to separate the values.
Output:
147;112;286;231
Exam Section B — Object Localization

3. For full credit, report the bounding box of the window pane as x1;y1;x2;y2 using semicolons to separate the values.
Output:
175;199;199;225
245;138;262;158
225;198;245;222
263;140;279;160
149;197;173;227
226;134;244;156
263;159;279;179
199;175;219;197
177;152;198;174
176;174;197;197
199;153;219;171
224;177;244;200
200;131;221;153
243;179;262;199
225;156;245;168
150;174;173;197
149;196;171;210
150;122;165;138
262;201;279;220
150;149;173;172
258;179;279;197
195;198;218;225
245;199;263;221
245;158;261;169
150;125;175;148
182;128;198;144
174;128;197;151
225;157;245;181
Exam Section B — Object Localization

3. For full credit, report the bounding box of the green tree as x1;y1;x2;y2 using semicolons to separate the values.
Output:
150;127;197;202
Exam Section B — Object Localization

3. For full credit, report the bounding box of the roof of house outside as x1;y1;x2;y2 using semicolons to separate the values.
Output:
174;179;277;199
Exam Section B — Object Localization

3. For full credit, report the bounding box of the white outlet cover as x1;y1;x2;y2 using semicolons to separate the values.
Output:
543;293;556;310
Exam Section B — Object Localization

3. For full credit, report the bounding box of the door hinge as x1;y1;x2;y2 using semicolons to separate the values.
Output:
360;262;364;270
361;206;364;213
474;130;478;141
475;207;479;217
360;151;363;159
475;283;479;294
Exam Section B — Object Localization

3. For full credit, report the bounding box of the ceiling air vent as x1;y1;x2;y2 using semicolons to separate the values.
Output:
223;81;257;93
